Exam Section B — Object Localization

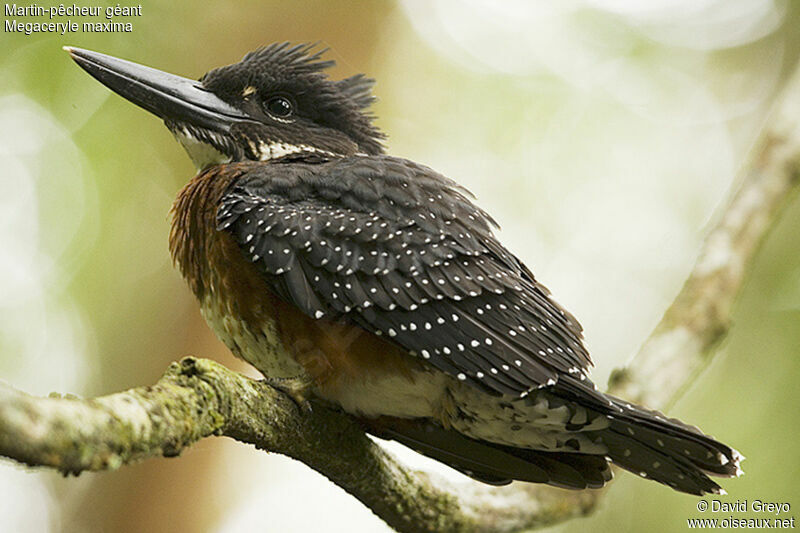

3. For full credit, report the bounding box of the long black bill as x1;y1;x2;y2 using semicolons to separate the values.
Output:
64;47;248;132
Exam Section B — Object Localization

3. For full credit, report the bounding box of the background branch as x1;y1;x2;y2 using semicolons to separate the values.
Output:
608;63;800;407
2;63;799;533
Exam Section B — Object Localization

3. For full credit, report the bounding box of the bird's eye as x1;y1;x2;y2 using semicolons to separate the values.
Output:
265;96;293;118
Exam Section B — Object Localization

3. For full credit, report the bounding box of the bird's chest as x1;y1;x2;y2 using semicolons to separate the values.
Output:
199;292;308;379
170;166;309;380
169;165;449;418
200;290;305;378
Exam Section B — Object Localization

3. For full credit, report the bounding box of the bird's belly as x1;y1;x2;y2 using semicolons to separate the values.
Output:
200;295;309;380
316;368;450;419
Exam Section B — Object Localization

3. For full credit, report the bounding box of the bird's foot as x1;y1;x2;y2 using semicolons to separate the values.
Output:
263;376;315;414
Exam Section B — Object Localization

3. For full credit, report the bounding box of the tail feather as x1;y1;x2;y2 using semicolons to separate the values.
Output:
362;416;612;490
358;376;742;496
603;424;723;495
508;448;613;489
550;375;742;494
598;397;742;495
609;404;739;473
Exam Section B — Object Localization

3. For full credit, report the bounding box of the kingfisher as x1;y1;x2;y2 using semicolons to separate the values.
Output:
66;43;742;495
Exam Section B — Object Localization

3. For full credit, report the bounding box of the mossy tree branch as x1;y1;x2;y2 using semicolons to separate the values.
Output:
2;65;800;533
0;357;598;533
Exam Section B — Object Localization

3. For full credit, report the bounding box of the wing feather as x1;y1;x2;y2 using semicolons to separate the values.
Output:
218;155;591;396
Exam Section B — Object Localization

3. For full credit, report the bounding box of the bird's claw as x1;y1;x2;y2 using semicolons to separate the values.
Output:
263;376;314;414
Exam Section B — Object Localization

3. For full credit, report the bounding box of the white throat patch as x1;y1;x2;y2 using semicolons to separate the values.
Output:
248;139;340;161
173;127;232;171
172;126;345;169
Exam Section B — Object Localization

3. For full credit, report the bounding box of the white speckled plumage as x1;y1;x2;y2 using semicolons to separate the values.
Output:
71;41;743;495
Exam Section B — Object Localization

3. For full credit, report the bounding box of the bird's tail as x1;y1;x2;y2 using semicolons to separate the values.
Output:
597;395;743;495
362;380;743;495
361;415;614;490
551;376;744;495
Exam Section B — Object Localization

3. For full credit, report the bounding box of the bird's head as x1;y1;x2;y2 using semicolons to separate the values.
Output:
65;43;385;170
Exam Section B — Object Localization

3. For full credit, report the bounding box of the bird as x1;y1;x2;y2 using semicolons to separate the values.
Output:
66;43;742;495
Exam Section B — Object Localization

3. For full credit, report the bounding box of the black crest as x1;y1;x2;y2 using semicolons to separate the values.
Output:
200;42;385;157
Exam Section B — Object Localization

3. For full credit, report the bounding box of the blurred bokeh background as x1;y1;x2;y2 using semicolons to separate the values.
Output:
1;1;799;531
